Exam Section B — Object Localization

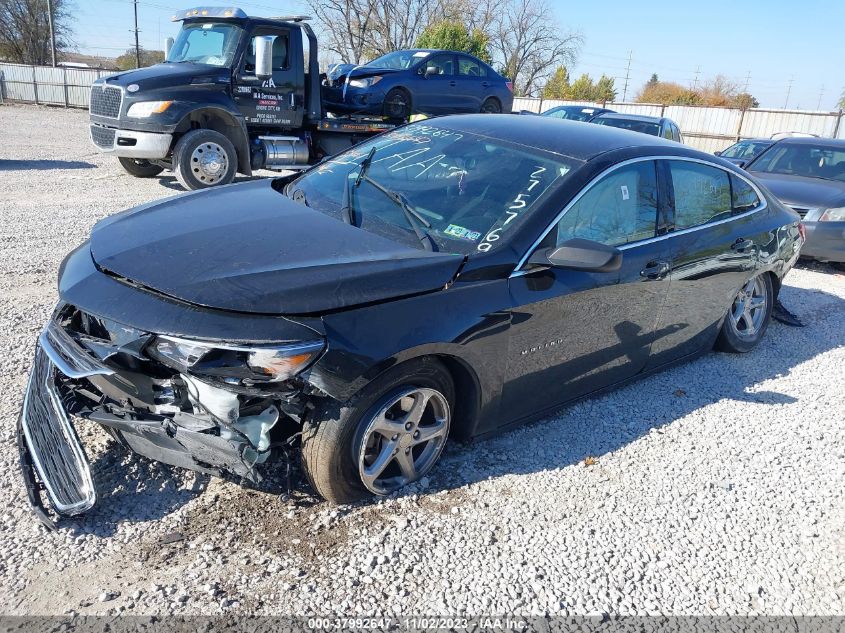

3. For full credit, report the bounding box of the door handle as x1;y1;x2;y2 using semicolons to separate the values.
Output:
640;260;670;280
482;81;490;87
449;80;457;87
731;238;754;252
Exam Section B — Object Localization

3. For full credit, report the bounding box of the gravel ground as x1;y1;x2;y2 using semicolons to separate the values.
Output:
0;103;843;617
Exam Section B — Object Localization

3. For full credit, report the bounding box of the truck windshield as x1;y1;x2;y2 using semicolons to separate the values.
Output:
167;22;243;66
285;124;580;255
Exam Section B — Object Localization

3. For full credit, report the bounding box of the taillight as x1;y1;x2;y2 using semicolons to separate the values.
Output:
798;222;806;243
506;81;513;92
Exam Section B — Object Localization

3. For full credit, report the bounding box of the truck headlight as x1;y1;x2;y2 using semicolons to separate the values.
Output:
126;100;173;118
819;207;845;222
147;335;325;385
348;76;382;89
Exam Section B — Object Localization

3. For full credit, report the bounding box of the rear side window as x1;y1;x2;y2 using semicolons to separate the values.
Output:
458;57;484;77
668;161;732;229
730;174;761;213
662;123;674;140
556;161;659;246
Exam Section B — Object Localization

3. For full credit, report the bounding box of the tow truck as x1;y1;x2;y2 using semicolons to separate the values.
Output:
88;6;396;189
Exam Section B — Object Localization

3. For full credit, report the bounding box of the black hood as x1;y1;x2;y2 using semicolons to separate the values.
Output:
89;180;464;315
102;62;229;91
750;172;845;209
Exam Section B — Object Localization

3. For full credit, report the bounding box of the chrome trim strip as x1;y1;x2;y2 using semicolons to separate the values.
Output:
40;321;114;379
511;155;768;276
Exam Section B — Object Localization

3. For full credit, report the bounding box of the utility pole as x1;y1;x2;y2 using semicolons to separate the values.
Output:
692;66;700;91
46;0;57;66
783;77;794;110
622;51;632;102
133;0;141;68
743;71;751;93
817;85;825;110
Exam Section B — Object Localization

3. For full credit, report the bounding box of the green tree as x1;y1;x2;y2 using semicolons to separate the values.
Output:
838;89;845;110
637;80;701;105
415;20;491;64
594;75;616;102
568;73;596;100
733;92;759;110
542;65;570;99
115;47;164;70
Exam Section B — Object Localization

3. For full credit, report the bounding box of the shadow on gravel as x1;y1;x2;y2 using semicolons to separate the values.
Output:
0;158;96;170
61;283;845;529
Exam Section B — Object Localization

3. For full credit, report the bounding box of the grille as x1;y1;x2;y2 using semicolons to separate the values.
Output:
790;206;816;219
90;83;122;118
19;346;97;515
90;125;115;149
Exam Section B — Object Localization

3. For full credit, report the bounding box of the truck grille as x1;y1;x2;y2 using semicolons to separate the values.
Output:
20;345;97;515
90;83;122;118
90;125;115;149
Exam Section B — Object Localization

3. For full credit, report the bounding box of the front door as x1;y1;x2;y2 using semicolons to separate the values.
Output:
411;54;457;114
502;160;673;421
234;27;304;128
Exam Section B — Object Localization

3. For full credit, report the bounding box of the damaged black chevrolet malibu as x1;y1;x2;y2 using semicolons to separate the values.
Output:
19;115;803;523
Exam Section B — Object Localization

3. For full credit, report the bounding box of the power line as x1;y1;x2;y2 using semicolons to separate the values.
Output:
692;66;700;90
132;0;141;67
46;0;57;66
622;50;632;102
817;85;824;110
743;71;751;92
784;76;794;109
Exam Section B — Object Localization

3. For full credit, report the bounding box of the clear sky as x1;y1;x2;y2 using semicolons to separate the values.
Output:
71;0;844;110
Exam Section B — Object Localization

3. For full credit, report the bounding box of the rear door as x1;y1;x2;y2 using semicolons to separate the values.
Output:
646;159;767;368
234;26;304;128
412;53;457;114
502;159;673;420
455;55;486;112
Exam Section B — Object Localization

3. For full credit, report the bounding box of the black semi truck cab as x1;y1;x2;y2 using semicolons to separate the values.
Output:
88;6;393;189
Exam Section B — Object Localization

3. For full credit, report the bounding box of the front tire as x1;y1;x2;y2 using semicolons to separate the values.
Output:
715;273;773;353
301;358;454;503
383;88;412;121
117;157;164;178
173;129;237;190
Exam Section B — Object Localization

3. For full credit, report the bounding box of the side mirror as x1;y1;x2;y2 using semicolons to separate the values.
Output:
424;65;438;78
736;160;748;169
714;150;722;156
254;36;274;81
164;37;175;60
527;238;622;273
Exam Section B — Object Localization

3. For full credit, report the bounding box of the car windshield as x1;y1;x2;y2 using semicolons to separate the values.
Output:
166;22;243;66
366;50;430;69
721;141;771;159
594;117;661;136
545;107;597;122
749;144;845;182
285;124;580;254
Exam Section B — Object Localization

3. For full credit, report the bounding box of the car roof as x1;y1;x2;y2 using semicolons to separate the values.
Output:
593;112;666;124
430;114;701;161
773;137;845;149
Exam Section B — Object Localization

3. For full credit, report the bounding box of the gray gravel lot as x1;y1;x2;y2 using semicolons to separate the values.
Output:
0;103;843;617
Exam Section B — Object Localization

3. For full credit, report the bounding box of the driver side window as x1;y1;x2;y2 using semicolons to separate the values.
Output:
556;161;659;247
424;54;455;76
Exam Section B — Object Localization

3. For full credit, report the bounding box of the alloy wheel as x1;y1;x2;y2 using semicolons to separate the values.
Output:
358;387;450;495
190;142;228;184
729;275;768;338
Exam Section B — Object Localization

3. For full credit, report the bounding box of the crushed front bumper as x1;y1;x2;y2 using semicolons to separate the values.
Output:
89;123;172;159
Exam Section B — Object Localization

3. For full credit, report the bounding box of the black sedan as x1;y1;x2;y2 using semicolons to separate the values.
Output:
744;137;845;264
592;112;683;143
18;115;803;522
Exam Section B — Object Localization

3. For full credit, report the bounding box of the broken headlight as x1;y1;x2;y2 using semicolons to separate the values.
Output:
146;335;325;386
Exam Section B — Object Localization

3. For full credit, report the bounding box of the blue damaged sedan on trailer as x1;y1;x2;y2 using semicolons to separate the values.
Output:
322;49;514;119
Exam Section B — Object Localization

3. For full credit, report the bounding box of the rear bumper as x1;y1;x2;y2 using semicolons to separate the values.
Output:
89;124;172;159
801;221;845;263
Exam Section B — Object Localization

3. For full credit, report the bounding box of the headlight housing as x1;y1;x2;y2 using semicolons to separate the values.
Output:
819;207;845;222
126;100;173;118
348;76;382;89
146;335;325;386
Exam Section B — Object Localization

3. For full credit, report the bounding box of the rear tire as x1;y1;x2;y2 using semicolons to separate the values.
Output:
117;157;164;178
383;88;412;121
300;358;454;504
480;97;502;113
173;129;237;190
715;273;773;353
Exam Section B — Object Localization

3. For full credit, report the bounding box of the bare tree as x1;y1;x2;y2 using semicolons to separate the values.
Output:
489;0;581;96
0;0;74;65
365;0;445;56
305;0;377;64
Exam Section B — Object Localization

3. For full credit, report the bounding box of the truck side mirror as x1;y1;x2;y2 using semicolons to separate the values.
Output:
255;36;274;81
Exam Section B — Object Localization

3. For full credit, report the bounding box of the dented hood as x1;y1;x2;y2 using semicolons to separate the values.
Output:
89;180;464;315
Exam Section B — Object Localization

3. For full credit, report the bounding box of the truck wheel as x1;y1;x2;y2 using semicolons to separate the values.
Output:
383;88;411;121
117;157;164;178
173;129;237;190
300;358;454;503
481;98;502;113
